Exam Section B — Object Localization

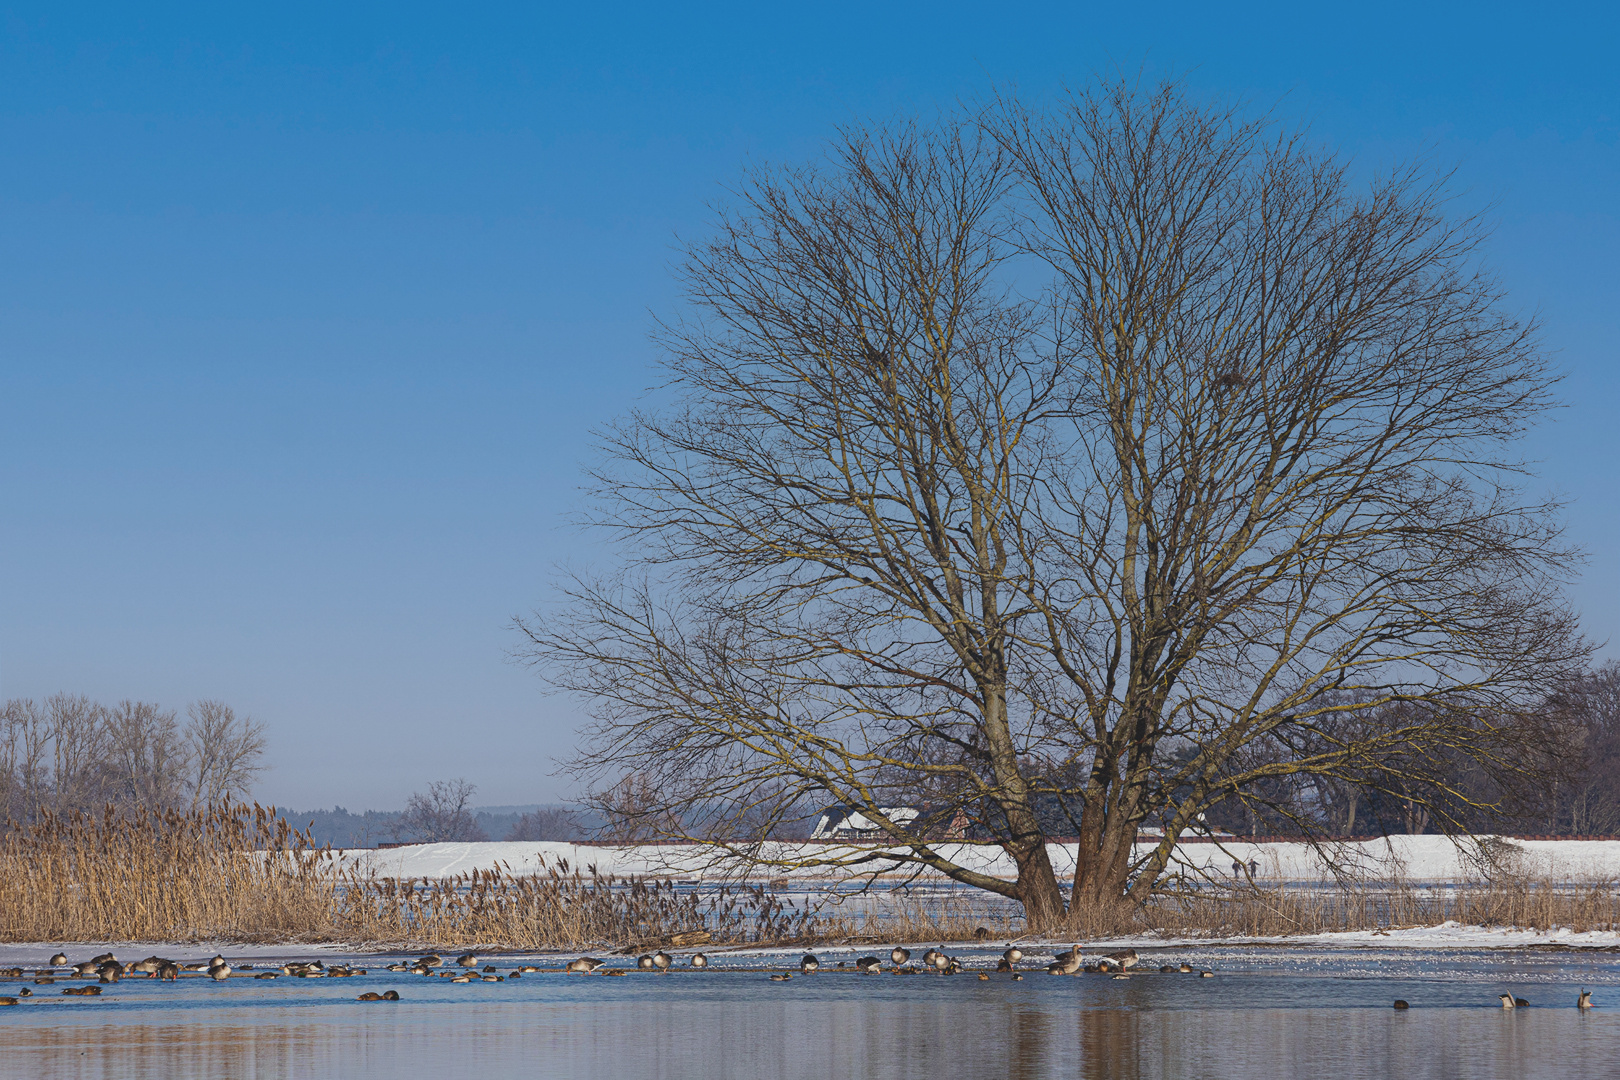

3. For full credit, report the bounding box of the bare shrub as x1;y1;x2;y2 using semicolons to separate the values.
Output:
396;779;489;843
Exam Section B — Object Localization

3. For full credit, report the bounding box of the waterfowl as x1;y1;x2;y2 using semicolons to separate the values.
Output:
637;955;656;970
769;973;789;981
1579;990;1594;1009
457;952;478;967
509;971;523;979
62;986;102;996
977;973;989;981
920;948;941;969
653;952;673;972
1052;947;1082;975
254;972;279;980
1046;962;1068;975
1111;973;1130;980
891;947;911;966
33;977;54;984
451;975;473;983
1178;963;1194;973
1500;994;1516;1009
158;962;179;982
386;962;410;972
208;963;231;982
91;953;116;965
382;990;400;1000
18;988;32;997
49;953;67;966
71;962;99;977
605;969;628;976
418;954;443;968
0;997;17;1006
566;957;604;973
1003;947;1022;965
97;963;122;983
1011;973;1023;981
931;952;952;973
690;953;708;968
1160;965;1177;973
1516;997;1529;1007
996;959;1013;972
1394;1000;1409;1009
855;956;882;973
483;965;496;972
946;957;962;974
209;955;226;969
1104;949;1139;970
1200;970;1214;977
481;975;502;982
358;992;383;1001
800;954;819;974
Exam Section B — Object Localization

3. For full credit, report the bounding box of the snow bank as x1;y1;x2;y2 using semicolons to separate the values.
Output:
338;835;1620;884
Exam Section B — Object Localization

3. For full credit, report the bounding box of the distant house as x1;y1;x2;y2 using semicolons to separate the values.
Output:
810;804;920;840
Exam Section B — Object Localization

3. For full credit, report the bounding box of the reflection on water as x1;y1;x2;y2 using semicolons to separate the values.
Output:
1;949;1617;1079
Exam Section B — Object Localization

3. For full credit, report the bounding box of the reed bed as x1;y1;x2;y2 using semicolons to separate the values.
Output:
8;805;1620;946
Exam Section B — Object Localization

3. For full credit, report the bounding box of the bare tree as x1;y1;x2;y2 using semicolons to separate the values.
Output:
185;700;268;808
103;701;188;811
505;806;582;842
520;78;1588;929
396;778;488;843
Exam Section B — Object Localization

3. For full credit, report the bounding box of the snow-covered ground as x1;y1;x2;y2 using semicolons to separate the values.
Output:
341;834;1620;885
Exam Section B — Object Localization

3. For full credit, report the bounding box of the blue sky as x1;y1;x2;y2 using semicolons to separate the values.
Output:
1;3;1615;810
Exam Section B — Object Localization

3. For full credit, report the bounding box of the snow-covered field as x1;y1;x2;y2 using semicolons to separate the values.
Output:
342;834;1620;885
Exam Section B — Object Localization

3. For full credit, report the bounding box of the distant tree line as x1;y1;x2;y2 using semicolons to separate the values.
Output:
1;693;266;821
274;781;589;848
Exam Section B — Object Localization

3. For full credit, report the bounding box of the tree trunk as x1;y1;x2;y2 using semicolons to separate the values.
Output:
1069;802;1135;924
1010;839;1066;931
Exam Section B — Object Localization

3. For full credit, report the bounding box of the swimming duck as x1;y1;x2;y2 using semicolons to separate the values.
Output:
1499;994;1529;1008
383;990;400;1000
358;992;383;1001
800;954;819;974
1200;970;1214;977
769;973;789;981
891;947;911;966
451;975;473;983
1011;973;1023;981
1178;963;1194;973
690;953;708;968
1579;990;1594;1009
254;972;279;980
977;972;989;980
855;956;881;973
566;957;604;973
653;952;673;972
18;988;32;997
1393;1000;1409;1009
0;997;16;1006
62;986;102;996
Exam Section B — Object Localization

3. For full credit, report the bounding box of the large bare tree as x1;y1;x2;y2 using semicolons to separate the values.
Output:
520;79;1587;929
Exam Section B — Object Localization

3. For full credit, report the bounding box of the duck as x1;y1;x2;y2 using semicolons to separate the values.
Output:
799;954;819;974
690;953;708;968
653;952;673;972
566;957;604;973
996;958;1013;972
358;992;383;1001
457;952;478;967
891;947;911;966
855;956;881;973
1393;1000;1409;1009
1160;965;1177;973
1003;947;1022;966
382;990;400;1000
0;996;16;1006
62;986;102;996
254;972;279;980
451;975;473;983
1011;973;1024;981
1178;963;1194;973
977;972;990;981
49;953;67;967
1579;990;1594;1009
769;973;790;981
1500;994;1525;1009
18;988;32;998
1200;970;1214;977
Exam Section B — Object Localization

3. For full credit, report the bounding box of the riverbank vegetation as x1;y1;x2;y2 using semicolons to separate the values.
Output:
5;803;1620;948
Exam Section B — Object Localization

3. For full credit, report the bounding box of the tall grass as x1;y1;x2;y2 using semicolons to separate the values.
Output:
8;805;1620;945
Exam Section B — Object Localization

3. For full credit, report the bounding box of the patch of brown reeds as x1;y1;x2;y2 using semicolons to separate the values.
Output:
0;804;820;948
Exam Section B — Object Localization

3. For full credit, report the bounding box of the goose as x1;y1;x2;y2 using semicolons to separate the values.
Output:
996;959;1013;972
91;953;116;965
72;962;99;977
566;957;603;973
418;954;443;968
690;953;708;968
1103;949;1138;970
800;954;819;974
209;955;226;969
49;953;67;967
1579;990;1594;1009
457;952;478;968
129;957;163;975
637;955;656;970
891;947;911;966
920;948;942;969
1052;947;1082;975
652;952;673;972
208;962;231;982
1003;947;1023;966
931;951;952;972
157;962;179;982
97;962;122;983
855;956;881;973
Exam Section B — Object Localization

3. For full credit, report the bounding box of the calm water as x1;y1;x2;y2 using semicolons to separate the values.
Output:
2;946;1617;1078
